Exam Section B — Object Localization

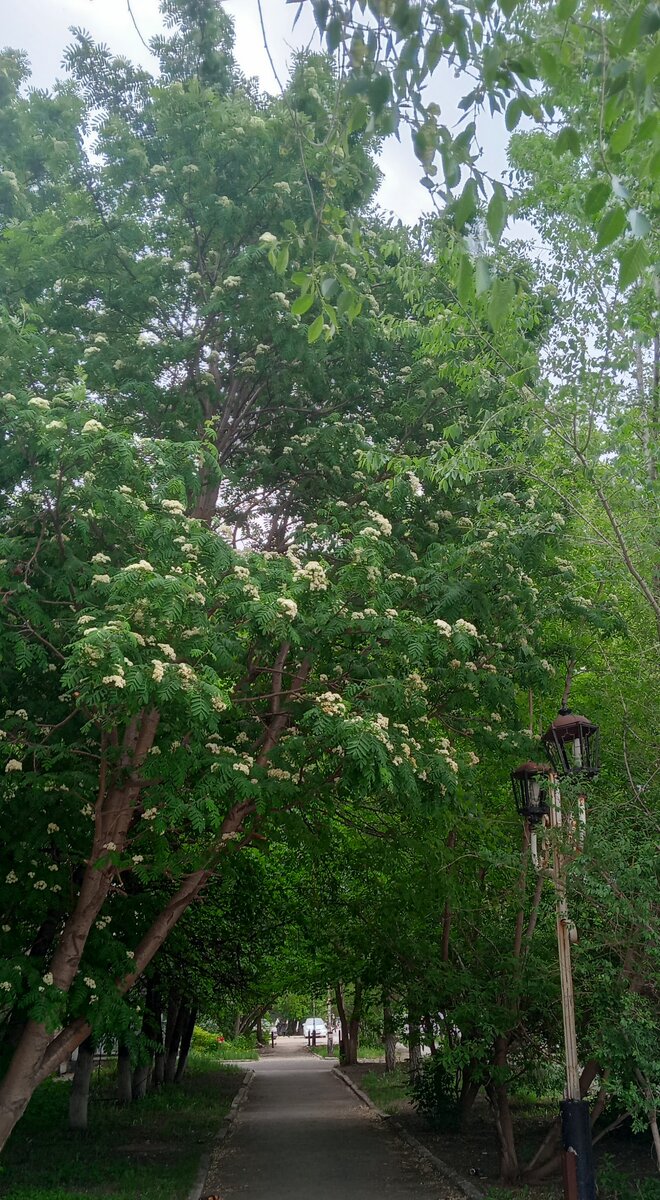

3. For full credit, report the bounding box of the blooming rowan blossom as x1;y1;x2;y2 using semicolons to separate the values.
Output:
367;511;392;536
259;231;278;244
34;880;47;890
84;977;96;989
122;560;154;572
277;597;298;620
293;561;328;591
211;695;228;713
28;397;50;410
454;619;479;638
233;762;250;774
434;619;452;637
103;674;126;688
5;871;18;883
142;807;158;820
81;420;104;433
91;553;111;564
46;420;65;430
43;972;54;985
47;823;59;833
161;499;186;515
317;692;346;716
92;574;111;585
5;760;22;773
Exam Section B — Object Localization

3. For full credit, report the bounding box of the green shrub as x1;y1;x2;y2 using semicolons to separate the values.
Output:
598;1160;660;1200
410;1055;460;1128
191;1027;258;1060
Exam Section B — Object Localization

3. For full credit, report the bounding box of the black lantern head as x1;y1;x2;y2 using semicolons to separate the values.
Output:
511;761;552;824
541;707;600;779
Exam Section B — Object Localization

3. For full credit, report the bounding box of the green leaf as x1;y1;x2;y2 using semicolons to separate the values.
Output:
291;271;313;292
307;314;324;343
595;206;627;250
617;239;649;289
292;293;315;316
505;98;522;131
475;258;491;296
648;148;660;179
488;275;516;331
320;276;337;298
275;245;289;275
453;179;478;231
500;0;520;13
555;126;581;156
627;208;651;238
486;184;507;245
646;38;660;80
619;4;645;53
538;46;560;84
457;252;473;305
610;118;635;154
368;73;392;116
556;0;578;19
584;181;611;216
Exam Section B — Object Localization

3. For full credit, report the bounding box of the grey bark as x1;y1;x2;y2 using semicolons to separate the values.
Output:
68;1035;95;1131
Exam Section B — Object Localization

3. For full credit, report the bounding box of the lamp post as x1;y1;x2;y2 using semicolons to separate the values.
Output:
512;707;599;1200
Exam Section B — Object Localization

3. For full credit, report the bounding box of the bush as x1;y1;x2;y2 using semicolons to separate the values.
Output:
410;1055;460;1129
191;1027;258;1060
598;1160;660;1200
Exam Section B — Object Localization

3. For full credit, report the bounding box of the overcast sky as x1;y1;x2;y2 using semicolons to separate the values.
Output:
3;0;510;225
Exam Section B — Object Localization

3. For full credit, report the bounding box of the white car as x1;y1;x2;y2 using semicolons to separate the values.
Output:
302;1017;328;1041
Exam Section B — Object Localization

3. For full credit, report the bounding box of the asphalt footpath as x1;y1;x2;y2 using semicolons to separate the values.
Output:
202;1037;465;1199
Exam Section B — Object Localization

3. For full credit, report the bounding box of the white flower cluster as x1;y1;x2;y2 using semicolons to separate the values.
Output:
211;695;228;713
366;511;392;536
5;760;22;773
277;597;298;620
267;767;292;781
317;692;346;716
161;499;186;515
293;561;328;591
454;619;479;638
81;420;104;434
234;565;250;580
434;619;452;637
152;660;167;683
103;674;126;688
122;560;154;573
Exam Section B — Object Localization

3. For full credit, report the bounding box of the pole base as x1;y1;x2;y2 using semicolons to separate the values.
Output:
560;1100;596;1200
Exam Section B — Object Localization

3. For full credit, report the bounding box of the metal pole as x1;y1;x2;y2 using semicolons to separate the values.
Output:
327;986;334;1057
549;777;596;1200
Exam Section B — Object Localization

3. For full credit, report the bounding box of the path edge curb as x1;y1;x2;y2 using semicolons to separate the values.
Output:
187;1066;255;1200
333;1066;485;1200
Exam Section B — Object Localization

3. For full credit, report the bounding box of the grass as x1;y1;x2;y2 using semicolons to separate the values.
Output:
311;1043;385;1060
0;1054;243;1200
359;1066;410;1113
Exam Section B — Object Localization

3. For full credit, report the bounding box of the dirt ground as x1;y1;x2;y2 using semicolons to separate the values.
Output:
342;1063;660;1195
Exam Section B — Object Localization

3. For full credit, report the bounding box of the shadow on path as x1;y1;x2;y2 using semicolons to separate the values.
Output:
202;1037;460;1199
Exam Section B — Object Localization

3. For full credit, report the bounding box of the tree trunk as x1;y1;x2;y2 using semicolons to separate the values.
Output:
336;981;362;1066
143;979;163;1091
487;1036;519;1184
256;1014;263;1044
164;996;185;1084
68;1035;95;1131
408;1005;423;1083
459;1062;481;1133
383;994;397;1074
117;1044;133;1105
174;1008;197;1083
132;1062;150;1100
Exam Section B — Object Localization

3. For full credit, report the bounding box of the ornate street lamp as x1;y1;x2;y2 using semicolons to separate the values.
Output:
511;760;552;824
511;704;599;1200
542;707;600;779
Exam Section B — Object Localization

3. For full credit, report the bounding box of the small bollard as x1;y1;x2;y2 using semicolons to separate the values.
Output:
271;1031;275;1048
312;1029;317;1048
307;1031;311;1046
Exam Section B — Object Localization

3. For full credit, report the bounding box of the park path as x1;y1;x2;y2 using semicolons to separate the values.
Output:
201;1037;463;1200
